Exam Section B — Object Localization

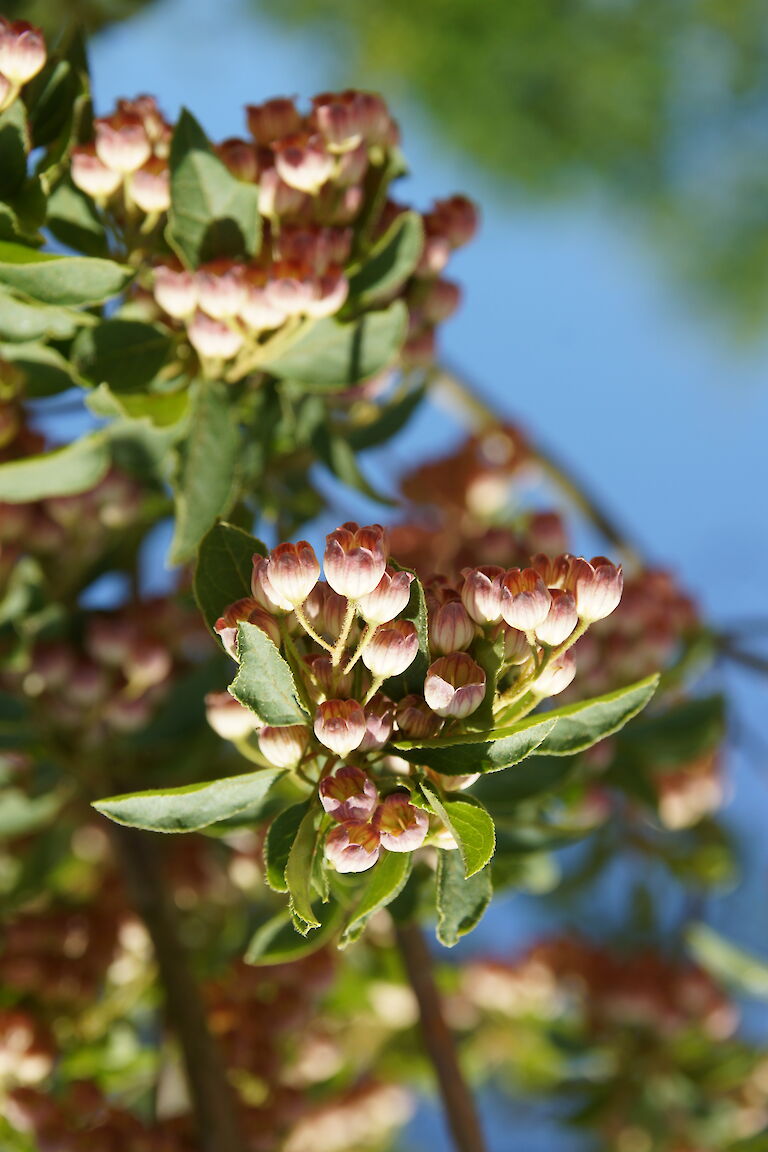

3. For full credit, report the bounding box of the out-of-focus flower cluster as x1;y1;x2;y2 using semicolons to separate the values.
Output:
0;19;46;113
209;521;623;874
70;92;477;373
459;937;768;1152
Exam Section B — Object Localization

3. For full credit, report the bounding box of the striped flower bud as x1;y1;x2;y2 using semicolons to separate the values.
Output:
303;580;348;640
424;653;486;719
361;620;419;679
324;522;388;599
324;820;380;873
499;568;551;632
214;598;280;658
128;157;170;213
428;194;479;249
429;600;475;655
273;133;334;193
495;622;531;665
357;567;413;625
395;694;442;740
0;20;46;84
251;555;293;615
264;541;320;608
216;137;260;182
205;691;259;741
460;566;505;625
376;793;429;853
95;112;151;174
311;91;365;152
304;269;349;319
359;693;395;751
258;724;309;768
153;265;198;318
258;166;310;218
314;698;366;758
319;764;378;821
567;556;623;622
239;268;288;331
187;312;244;360
534;650;576;698
246;97;302;145
195;261;247;319
305;654;353;699
531;552;571;590
71;144;122;200
535;588;578;647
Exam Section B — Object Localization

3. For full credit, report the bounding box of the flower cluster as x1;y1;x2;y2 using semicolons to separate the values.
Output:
0;19;46;112
212;523;623;874
69;91;477;375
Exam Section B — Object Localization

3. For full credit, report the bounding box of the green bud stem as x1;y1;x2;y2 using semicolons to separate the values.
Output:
331;599;358;667
342;622;377;675
293;603;335;654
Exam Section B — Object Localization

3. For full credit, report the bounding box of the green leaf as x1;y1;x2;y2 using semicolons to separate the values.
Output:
346;383;426;451
168;108;261;267
285;807;321;931
346;210;424;308
0;287;86;341
194;522;267;633
341;850;412;945
436;850;492;947
465;633;505;731
420;785;495;877
473;753;581;810
533;674;660;756
169;379;240;564
264;801;310;893
396;713;557;775
0;431;109;501
0;241;132;306
0;100;29;200
383;568;430;699
93;768;283;833
46;178;110;258
86;382;189;428
686;924;768;1000
26;58;79;151
312;420;396;505
246;903;341;965
229;621;308;726
0;788;63;841
263;300;407;389
0;341;81;397
617;694;726;771
73;319;173;393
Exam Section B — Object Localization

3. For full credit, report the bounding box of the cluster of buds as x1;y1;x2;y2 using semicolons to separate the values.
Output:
5;598;205;742
0;19;46;112
71;95;172;215
211;523;622;874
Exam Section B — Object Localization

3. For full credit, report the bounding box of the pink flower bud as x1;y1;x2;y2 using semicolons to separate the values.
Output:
319;764;378;821
239;268;288;331
274;132;335;194
315;182;363;225
205;691;258;741
246;97;302;145
424;653;486;719
359;693;395;751
63;662;111;708
153;264;198;318
214;598;281;658
362;620;419;679
264;259;319;317
86;616;136;667
416;234;451;277
460;566;505;625
258;724;309;768
95;112;151;174
195;261;247;320
216;137;260;182
413;278;461;325
535;588;578;647
375;793;428;852
128;157;170;213
303;580;348;639
334;142;368;187
429;600;475;655
324;522;388;599
0;20;45;85
324;820;380;873
258;166;310;218
303;269;349;319
355;92;394;147
187;312;244;360
264;541;320;608
533;650;576;697
531;552;571;590
499;568;552;632
305;654;353;699
494;622;531;665
567;556;623;622
311;91;364;152
314;699;367;758
428;195;479;249
103;694;154;734
251;555;294;614
357;567;413;625
126;639;172;689
395;694;442;740
71;144;123;200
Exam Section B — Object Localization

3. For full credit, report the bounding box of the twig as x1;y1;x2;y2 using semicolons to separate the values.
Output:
394;922;488;1152
109;826;245;1152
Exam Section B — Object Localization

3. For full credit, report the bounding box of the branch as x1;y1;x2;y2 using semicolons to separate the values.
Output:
395;922;488;1152
109;826;245;1152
